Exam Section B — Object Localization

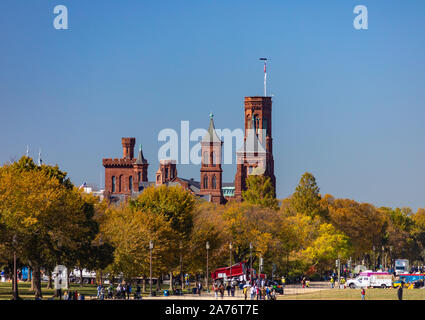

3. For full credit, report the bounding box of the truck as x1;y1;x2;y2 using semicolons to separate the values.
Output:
395;259;409;275
211;261;262;283
346;273;393;289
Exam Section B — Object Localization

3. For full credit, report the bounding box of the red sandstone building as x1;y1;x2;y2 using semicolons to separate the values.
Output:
102;96;275;203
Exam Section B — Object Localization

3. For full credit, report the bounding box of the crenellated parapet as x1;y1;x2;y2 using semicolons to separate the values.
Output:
102;158;135;167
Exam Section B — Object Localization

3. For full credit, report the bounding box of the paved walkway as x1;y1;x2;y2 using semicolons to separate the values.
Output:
138;282;332;300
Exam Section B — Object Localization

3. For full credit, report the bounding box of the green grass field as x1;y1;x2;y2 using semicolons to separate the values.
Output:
0;281;99;300
279;288;425;300
3;281;425;300
0;281;196;300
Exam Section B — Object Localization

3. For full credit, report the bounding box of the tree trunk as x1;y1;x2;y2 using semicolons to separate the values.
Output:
47;270;53;289
80;269;83;287
32;265;42;299
142;276;146;293
67;268;70;289
29;268;34;292
169;272;173;291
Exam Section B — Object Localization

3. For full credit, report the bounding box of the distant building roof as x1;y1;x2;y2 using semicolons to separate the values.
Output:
168;177;201;194
222;182;235;188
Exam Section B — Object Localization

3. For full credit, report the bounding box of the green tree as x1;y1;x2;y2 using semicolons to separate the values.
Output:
0;157;96;298
130;185;195;239
242;175;279;210
101;204;177;281
290;172;328;219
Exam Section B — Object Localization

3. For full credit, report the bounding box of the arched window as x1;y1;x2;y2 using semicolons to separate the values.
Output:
212;152;217;165
212;175;217;189
203;175;208;189
138;172;141;182
129;176;133;192
112;176;116;192
165;168;168;179
203;151;209;165
119;175;122;192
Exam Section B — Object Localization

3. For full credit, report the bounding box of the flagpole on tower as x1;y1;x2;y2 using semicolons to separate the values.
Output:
259;58;268;97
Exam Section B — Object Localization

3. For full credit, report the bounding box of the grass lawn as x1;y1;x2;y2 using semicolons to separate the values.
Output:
0;281;198;300
0;281;99;300
279;288;425;300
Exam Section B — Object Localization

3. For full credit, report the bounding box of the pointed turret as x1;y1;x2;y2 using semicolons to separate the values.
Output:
135;144;148;164
200;113;224;204
202;113;222;143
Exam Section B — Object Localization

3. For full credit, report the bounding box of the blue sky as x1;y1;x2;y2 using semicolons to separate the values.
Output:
1;1;425;210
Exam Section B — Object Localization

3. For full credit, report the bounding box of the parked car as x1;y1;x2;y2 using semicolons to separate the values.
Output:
268;281;284;294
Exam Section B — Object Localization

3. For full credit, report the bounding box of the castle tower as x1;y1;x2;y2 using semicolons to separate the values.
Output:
103;137;148;196
234;96;276;199
122;137;136;159
133;144;149;191
155;160;177;185
200;113;224;204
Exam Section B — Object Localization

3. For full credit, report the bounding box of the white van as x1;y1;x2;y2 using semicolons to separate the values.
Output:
346;274;392;289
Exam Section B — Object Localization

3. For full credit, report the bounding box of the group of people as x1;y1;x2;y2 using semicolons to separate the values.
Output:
329;276;346;289
247;284;276;300
61;290;84;300
96;283;142;300
301;277;310;288
211;279;278;300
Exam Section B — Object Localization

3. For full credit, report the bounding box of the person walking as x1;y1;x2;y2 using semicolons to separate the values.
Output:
230;284;235;297
219;283;225;299
135;284;141;300
243;285;248;300
97;284;102;299
107;283;114;299
361;288;366;300
120;284;126;299
213;283;218;299
330;277;335;289
126;283;131;300
100;286;105;300
197;281;203;296
265;286;270;300
261;286;266;300
226;282;231;296
250;285;256;300
397;283;404;301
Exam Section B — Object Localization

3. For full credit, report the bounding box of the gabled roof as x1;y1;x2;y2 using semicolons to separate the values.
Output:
201;113;222;144
135;144;148;164
168;177;201;194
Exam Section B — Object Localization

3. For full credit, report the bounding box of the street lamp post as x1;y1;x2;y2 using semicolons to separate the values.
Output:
206;241;210;292
149;241;153;296
373;246;376;271
229;242;232;283
381;246;385;271
179;241;183;291
99;237;103;286
12;235;19;300
249;242;253;284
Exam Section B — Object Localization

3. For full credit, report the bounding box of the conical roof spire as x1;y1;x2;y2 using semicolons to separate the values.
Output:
202;113;222;143
135;144;148;164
